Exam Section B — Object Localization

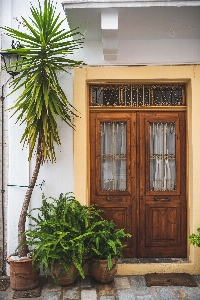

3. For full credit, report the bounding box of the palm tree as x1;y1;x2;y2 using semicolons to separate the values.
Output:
1;0;83;257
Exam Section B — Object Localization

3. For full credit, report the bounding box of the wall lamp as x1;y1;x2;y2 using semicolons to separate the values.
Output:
0;40;23;78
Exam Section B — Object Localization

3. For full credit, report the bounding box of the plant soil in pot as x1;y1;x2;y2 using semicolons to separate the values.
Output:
7;256;39;291
51;263;78;286
89;259;117;283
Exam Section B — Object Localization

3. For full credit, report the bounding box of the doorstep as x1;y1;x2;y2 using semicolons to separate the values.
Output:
118;258;190;264
117;258;195;276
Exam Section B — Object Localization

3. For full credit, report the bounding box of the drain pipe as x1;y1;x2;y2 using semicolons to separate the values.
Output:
1;76;12;276
1;83;5;275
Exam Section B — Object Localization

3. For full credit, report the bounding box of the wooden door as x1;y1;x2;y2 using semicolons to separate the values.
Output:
139;112;187;257
90;111;186;258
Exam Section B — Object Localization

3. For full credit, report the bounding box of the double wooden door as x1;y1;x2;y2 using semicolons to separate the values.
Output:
90;111;186;258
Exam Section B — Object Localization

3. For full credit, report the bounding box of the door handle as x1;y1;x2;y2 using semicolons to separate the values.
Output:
106;197;122;201
154;197;170;202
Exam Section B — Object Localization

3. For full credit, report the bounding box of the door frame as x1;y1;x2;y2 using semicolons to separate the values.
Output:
72;65;200;274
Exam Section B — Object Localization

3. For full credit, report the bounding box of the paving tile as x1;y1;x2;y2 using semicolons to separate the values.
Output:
81;289;97;300
114;277;131;289
182;286;200;298
43;291;61;300
99;296;115;300
1;289;15;300
63;287;79;299
99;283;115;295
0;293;7;300
81;276;94;288
151;287;174;300
129;276;151;295
117;289;136;300
43;276;62;292
192;275;200;288
136;296;155;300
168;286;190;299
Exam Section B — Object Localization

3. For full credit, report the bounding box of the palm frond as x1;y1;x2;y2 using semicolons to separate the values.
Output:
1;0;83;163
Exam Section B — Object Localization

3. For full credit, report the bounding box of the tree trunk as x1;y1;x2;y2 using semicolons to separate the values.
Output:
17;143;42;257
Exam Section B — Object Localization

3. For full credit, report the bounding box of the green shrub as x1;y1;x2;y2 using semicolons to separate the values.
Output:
189;228;200;247
87;219;131;271
23;193;101;279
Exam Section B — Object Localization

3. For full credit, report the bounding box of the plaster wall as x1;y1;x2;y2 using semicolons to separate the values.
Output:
73;65;200;274
0;0;75;272
0;0;12;274
72;39;200;66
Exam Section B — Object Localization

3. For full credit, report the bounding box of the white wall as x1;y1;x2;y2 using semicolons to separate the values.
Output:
0;0;75;267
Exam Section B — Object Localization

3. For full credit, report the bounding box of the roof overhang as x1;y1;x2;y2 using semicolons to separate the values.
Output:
62;0;200;64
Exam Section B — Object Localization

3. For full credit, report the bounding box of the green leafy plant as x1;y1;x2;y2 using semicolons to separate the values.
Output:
189;228;200;247
23;193;103;281
0;0;83;257
87;218;131;271
23;192;131;281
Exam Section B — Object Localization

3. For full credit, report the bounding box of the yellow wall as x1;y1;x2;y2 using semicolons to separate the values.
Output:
73;65;200;274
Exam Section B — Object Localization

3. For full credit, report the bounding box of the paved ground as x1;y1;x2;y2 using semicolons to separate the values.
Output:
1;275;200;300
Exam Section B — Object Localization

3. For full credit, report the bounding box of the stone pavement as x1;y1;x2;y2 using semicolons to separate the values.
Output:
1;275;200;300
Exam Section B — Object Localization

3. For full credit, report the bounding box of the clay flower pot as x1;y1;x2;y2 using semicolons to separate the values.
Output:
7;256;39;290
89;259;117;283
51;263;78;286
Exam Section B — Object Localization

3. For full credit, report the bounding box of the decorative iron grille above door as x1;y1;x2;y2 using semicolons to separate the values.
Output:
90;84;186;107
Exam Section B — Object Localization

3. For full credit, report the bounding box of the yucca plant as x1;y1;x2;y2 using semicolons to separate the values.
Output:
0;0;83;257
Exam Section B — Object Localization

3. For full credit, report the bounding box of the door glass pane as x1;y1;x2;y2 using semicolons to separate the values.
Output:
150;122;176;191
100;122;126;191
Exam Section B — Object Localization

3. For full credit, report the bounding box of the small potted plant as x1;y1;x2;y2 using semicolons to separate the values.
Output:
189;228;200;247
23;193;101;286
87;218;131;283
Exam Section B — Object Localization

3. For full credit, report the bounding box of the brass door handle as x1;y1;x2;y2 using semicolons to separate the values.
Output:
154;197;170;202
106;197;122;201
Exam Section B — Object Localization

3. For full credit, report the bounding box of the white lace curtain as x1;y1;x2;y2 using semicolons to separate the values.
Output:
150;122;176;191
100;122;126;191
100;121;176;192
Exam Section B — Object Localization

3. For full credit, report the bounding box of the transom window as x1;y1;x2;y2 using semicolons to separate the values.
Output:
90;84;186;107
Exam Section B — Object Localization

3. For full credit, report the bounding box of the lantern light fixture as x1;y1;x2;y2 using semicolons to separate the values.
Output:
0;40;23;78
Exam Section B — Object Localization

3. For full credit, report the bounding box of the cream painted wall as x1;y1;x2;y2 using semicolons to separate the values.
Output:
73;65;200;274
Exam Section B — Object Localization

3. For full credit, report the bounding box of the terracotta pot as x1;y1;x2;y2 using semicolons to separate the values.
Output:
7;256;39;290
89;259;117;283
51;263;78;286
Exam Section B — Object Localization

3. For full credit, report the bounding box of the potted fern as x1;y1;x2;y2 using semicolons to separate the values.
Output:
23;193;105;286
1;0;83;290
87;218;131;283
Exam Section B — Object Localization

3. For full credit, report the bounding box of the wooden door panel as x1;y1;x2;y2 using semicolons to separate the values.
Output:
139;112;186;258
97;204;132;242
90;112;137;257
145;203;181;247
96;202;135;257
